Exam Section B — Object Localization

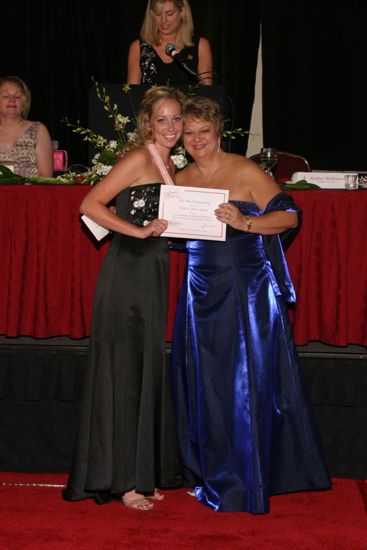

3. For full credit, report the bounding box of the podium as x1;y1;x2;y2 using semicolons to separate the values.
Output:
88;84;234;157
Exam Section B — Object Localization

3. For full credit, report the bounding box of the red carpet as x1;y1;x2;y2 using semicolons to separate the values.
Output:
0;474;365;549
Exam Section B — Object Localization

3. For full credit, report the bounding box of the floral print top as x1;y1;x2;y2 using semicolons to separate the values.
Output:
139;38;199;85
0;122;40;178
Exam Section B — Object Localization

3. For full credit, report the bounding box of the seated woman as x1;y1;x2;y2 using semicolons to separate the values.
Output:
127;0;213;85
171;96;331;513
0;75;53;178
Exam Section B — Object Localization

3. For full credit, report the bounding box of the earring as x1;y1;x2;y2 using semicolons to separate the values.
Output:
217;139;221;152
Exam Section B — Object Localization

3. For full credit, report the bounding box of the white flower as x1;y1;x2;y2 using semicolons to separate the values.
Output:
108;140;118;150
92;163;113;176
95;136;107;148
133;199;146;208
127;131;138;142
143;220;149;226
115;114;130;131
171;153;188;169
91;153;100;165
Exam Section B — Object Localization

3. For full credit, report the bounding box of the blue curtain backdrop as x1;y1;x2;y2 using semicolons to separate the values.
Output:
2;0;366;170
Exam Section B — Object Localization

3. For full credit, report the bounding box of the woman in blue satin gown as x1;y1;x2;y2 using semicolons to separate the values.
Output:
62;86;184;511
171;96;331;513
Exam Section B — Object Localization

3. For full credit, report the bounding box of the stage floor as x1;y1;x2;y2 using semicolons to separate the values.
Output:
0;337;366;478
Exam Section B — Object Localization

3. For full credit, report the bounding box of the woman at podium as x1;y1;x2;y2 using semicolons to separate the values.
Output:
127;0;213;85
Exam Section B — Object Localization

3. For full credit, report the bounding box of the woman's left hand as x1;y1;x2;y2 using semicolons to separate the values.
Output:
215;203;244;230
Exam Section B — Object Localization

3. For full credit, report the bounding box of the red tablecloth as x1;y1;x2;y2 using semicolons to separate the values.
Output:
285;189;367;346
0;185;366;345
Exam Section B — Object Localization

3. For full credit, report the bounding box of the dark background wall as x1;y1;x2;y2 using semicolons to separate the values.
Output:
3;0;367;170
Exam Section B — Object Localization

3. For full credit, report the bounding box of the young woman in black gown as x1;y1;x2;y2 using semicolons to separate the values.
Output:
62;86;184;511
171;96;331;513
127;0;213;85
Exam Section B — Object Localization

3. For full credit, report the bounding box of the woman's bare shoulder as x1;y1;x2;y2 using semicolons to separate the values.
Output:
122;145;149;164
129;39;140;52
34;121;51;135
107;147;149;180
224;152;263;173
221;152;249;170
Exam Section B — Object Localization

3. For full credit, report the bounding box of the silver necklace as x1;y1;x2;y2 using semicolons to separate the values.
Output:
194;154;222;186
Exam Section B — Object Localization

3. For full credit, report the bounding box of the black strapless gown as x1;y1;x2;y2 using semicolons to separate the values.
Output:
63;184;182;503
171;194;331;513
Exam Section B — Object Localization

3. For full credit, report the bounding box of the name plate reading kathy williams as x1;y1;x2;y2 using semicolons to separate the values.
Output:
158;185;229;241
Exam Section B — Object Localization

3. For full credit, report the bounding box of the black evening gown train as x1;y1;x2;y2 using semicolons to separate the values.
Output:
63;183;182;503
170;192;331;513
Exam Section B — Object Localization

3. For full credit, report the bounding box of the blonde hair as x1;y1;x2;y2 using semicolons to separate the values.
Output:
183;96;224;136
124;86;184;152
140;0;194;50
0;75;31;118
136;85;184;143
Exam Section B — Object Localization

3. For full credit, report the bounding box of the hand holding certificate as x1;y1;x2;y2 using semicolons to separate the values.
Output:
158;185;229;241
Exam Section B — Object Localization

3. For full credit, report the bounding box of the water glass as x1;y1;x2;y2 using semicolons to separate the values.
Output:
260;148;278;177
344;174;358;190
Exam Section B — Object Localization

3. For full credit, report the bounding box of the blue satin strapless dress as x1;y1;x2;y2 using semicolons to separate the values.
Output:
171;194;331;513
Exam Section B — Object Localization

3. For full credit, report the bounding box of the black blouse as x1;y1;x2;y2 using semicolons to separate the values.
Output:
139;37;199;85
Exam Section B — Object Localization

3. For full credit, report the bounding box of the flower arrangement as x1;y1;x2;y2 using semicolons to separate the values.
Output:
62;80;246;184
64;80;192;184
0;80;246;186
62;80;142;184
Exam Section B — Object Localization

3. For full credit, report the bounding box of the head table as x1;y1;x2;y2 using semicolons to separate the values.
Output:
0;184;366;346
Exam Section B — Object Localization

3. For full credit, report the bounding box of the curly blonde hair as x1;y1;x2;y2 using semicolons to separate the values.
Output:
140;0;194;50
125;86;185;152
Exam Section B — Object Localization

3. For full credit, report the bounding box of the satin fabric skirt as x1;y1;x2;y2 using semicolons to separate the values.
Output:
171;231;331;513
63;233;182;502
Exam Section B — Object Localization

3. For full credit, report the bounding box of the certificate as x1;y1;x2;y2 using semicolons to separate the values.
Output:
158;185;229;241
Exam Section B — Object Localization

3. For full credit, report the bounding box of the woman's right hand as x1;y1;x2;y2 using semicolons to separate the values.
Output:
139;218;168;239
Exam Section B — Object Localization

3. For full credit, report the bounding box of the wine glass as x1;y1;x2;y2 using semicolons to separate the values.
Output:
260;147;278;178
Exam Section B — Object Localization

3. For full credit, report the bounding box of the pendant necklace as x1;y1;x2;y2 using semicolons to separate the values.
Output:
195;153;222;187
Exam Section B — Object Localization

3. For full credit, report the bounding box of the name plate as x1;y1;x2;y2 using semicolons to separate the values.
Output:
159;185;229;241
292;171;358;189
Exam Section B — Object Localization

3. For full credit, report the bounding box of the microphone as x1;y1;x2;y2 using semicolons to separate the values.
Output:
165;43;204;84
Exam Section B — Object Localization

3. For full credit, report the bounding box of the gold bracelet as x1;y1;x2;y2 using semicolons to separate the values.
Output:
245;216;253;232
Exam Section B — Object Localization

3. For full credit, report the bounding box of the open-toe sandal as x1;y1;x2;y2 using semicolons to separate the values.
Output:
147;489;164;501
122;496;153;510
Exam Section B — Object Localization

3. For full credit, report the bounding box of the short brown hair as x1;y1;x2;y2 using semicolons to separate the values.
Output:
183;96;224;136
0;75;31;118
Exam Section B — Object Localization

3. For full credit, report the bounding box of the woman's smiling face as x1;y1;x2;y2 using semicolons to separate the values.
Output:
182;116;219;159
150;98;183;151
